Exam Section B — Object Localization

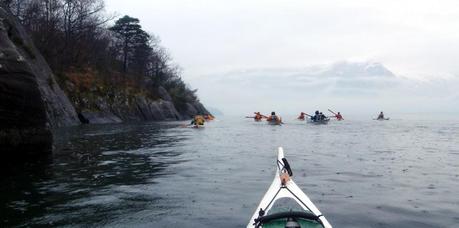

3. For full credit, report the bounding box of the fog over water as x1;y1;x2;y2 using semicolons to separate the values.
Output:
192;62;459;116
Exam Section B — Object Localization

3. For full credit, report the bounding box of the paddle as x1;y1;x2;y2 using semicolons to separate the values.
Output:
327;109;337;115
328;109;344;120
247;113;268;119
246;115;267;120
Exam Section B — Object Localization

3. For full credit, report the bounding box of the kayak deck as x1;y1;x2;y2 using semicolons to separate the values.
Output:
261;200;324;228
247;147;332;228
263;218;323;228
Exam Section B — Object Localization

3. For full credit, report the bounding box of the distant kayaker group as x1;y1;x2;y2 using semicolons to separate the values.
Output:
245;109;388;125
188;110;389;128
246;109;344;125
299;110;342;123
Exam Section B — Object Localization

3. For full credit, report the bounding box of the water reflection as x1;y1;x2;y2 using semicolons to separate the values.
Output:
0;121;190;227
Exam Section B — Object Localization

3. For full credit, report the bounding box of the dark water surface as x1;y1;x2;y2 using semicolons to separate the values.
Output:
1;115;459;227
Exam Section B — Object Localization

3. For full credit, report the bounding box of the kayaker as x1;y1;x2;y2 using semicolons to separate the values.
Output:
191;115;205;126
297;112;306;120
319;112;325;120
254;112;264;121
334;112;343;120
312;110;320;121
267;111;282;124
377;111;384;120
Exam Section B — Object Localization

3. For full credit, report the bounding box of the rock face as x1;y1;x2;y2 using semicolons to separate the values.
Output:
78;96;188;124
78;111;123;124
1;5;213;158
0;6;79;128
1;4;211;134
180;101;211;119
0;7;52;155
157;86;173;102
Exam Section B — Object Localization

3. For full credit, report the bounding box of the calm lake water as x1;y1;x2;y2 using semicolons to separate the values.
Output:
1;114;459;227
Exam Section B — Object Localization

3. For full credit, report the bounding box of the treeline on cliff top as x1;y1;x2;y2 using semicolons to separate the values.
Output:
2;0;198;112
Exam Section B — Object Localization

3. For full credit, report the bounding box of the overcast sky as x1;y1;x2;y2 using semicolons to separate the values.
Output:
105;0;459;115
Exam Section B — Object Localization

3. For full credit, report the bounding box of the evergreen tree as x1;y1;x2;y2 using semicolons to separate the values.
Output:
109;15;150;73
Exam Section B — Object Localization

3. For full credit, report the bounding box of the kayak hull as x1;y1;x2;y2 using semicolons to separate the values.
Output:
267;120;282;125
307;118;330;124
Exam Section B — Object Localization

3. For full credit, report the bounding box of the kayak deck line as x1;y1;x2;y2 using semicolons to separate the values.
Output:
247;147;332;228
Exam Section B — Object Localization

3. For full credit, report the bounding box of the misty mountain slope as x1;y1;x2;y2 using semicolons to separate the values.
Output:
193;61;459;115
212;61;400;95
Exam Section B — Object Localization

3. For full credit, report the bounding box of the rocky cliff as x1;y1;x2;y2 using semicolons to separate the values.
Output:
0;7;54;155
0;4;211;155
0;6;80;128
74;86;210;124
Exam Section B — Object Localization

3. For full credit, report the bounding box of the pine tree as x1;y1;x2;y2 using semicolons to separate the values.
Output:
109;15;150;73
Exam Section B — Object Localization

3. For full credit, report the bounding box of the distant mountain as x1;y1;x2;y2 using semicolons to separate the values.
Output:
193;61;459;115
220;61;395;79
324;61;395;78
210;61;399;95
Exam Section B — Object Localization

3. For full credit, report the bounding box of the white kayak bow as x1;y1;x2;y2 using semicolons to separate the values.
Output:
247;147;332;228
